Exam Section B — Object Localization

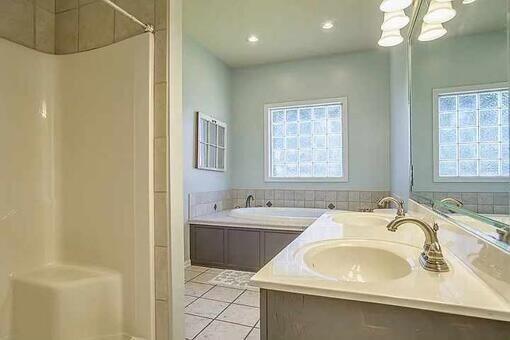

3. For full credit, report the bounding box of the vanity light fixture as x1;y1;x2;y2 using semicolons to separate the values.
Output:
378;29;404;47
423;0;456;24
322;21;334;30
418;21;447;41
381;10;410;30
380;0;412;12
247;34;259;43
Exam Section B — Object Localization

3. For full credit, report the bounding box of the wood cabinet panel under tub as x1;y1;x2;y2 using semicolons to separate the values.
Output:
190;224;301;270
191;225;225;266
226;229;261;271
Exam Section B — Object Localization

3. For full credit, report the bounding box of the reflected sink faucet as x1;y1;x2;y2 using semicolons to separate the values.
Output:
440;197;463;208
245;195;255;208
386;217;450;272
377;197;405;217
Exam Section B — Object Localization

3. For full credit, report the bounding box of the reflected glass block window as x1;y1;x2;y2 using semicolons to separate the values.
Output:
437;87;509;179
267;99;348;180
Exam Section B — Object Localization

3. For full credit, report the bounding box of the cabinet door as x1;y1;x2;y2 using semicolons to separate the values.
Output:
192;225;225;266
226;229;260;271
263;231;299;264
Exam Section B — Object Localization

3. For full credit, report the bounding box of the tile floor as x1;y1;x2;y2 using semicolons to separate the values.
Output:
184;266;260;340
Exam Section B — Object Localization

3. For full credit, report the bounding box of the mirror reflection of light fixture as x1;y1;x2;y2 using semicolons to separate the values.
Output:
381;10;410;30
378;29;404;47
424;0;456;24
380;0;412;12
418;22;447;41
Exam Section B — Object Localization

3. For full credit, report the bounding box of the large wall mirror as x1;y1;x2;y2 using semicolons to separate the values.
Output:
409;0;510;250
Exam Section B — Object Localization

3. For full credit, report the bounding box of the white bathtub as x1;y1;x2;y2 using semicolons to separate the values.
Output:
229;207;326;225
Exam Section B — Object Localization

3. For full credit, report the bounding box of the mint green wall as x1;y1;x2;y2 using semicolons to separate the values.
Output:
411;31;507;192
183;36;232;259
390;44;410;201
230;50;391;190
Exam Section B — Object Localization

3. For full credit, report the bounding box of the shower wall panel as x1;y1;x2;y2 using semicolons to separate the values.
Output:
55;33;154;338
0;38;58;339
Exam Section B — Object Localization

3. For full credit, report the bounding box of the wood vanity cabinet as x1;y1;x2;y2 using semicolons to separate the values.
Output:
190;224;300;271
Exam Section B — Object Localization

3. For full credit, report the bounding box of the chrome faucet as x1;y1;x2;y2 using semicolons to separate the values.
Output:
386;217;449;272
245;195;255;208
377;196;405;217
440;197;463;207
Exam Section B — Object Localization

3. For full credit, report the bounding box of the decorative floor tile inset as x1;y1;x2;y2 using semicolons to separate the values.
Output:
208;269;255;290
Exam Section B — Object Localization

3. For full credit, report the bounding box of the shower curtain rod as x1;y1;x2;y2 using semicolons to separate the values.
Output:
101;0;154;33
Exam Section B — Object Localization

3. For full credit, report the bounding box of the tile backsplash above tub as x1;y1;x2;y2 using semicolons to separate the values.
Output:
188;188;391;220
413;191;510;215
232;188;390;211
189;190;233;219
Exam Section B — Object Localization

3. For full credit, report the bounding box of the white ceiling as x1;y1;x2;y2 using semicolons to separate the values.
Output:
183;0;384;68
184;0;507;68
413;0;506;40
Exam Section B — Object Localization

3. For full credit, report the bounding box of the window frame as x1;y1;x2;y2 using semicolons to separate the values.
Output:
197;112;227;172
433;82;509;183
264;97;349;183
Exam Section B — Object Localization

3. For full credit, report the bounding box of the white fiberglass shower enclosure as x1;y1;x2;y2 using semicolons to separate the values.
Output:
0;33;155;340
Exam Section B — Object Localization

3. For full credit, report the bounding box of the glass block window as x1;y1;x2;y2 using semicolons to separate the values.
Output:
435;86;509;181
265;98;348;181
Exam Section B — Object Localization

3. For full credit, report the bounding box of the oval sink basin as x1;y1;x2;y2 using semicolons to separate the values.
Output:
332;213;391;228
303;240;412;283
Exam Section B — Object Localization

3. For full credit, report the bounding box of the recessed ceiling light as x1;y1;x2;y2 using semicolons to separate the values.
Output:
322;21;334;30
247;35;259;43
462;0;476;3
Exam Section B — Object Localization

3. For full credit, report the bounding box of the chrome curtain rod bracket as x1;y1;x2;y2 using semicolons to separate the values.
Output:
101;0;154;33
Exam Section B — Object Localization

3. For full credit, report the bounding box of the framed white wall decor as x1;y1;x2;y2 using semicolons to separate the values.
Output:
196;112;227;172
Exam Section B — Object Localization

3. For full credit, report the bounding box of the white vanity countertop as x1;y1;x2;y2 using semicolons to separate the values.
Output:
251;211;510;322
188;210;308;231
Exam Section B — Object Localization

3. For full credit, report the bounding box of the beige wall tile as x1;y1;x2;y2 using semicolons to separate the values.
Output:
155;246;169;300
36;8;55;53
154;137;167;192
78;1;114;51
56;0;77;12
55;9;78;53
154;82;168;138
36;0;55;12
114;0;154;42
0;0;35;48
155;0;166;30
154;192;168;246
155;300;169;340
155;29;167;83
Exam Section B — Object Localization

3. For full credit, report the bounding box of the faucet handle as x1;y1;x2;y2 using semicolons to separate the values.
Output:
377;196;405;217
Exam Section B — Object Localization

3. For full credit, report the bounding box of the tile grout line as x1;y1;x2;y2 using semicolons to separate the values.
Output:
185;267;260;339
